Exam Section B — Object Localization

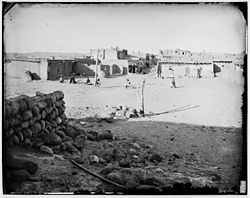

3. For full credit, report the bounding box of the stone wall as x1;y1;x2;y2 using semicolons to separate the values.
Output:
3;91;73;152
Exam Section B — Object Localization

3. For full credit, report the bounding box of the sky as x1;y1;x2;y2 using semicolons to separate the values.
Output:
4;3;247;54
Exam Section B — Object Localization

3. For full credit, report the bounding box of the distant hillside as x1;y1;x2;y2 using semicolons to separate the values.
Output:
5;52;84;59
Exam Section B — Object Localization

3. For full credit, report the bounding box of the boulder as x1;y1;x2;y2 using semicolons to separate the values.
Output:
99;158;106;164
24;97;34;109
13;126;22;134
86;130;98;140
32;138;44;148
29;118;36;125
64;141;75;153
55;101;61;107
74;135;86;149
37;101;46;110
45;107;53;114
32;106;40;116
9;169;30;181
119;159;130;168
8;117;16;127
51;120;58;128
29;122;42;135
129;148;137;155
56;117;62;124
17;132;24;142
23;128;32;139
60;113;67;121
36;91;45;96
106;172;123;184
136;185;157;191
58;108;64;115
125;179;141;189
24;139;31;145
19;99;27;111
149;153;163;162
6;153;38;174
132;142;141;150
89;155;99;163
41;110;47;119
5;104;12;117
55;108;59;116
4;120;9;131
44;97;54;107
60;142;67;151
51;110;56;119
56;130;66;140
44;132;62;146
12;135;20;144
10;101;20;114
65;126;80;138
96;130;113;141
100;163;115;175
40;145;54;155
51;145;61;153
141;176;164;186
6;129;14;138
22;110;33;121
53;91;64;100
15;114;23;125
132;168;147;182
102;148;113;163
145;144;154;150
21;121;30;128
40;120;46;129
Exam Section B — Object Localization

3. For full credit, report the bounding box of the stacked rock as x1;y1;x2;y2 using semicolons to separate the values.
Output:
3;91;67;149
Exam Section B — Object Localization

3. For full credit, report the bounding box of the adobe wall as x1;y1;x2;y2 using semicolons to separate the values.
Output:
159;62;214;78
5;59;48;80
3;91;69;150
101;59;129;75
47;60;74;80
75;62;95;76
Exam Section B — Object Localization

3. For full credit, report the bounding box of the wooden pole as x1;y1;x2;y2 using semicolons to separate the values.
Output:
141;79;146;117
95;49;99;87
70;159;128;190
136;80;146;117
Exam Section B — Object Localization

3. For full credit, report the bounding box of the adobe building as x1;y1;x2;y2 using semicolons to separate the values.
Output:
158;49;214;78
157;48;244;79
4;57;97;81
89;47;129;76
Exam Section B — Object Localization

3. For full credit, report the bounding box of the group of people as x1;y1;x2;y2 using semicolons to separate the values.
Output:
58;73;101;86
157;66;204;88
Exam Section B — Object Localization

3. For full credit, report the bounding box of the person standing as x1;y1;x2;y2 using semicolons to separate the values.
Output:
69;73;76;84
169;68;177;88
157;62;162;78
59;75;64;83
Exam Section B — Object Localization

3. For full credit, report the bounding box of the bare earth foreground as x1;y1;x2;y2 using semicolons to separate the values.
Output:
4;72;245;194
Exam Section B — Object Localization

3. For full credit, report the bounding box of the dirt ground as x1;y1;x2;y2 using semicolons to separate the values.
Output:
4;69;245;194
5;71;243;127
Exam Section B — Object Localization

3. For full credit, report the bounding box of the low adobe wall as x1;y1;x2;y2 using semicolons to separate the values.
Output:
3;91;68;149
158;62;214;78
5;58;48;80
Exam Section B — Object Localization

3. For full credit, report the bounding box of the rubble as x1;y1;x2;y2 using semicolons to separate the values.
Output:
40;145;54;155
149;153;163;163
3;91;230;194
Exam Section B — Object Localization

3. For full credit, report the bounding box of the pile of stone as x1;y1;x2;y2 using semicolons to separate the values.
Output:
111;105;140;119
3;91;85;155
